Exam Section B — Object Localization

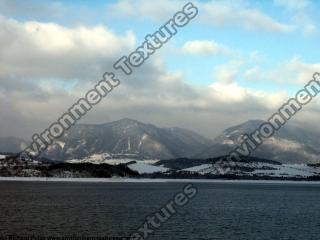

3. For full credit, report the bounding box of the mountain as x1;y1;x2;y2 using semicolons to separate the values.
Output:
0;137;29;154
2;119;319;164
196;120;320;164
44;118;213;161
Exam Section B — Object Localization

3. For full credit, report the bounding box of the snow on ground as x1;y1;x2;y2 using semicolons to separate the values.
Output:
2;177;320;183
181;161;320;178
0;155;6;160
128;162;169;174
67;153;159;165
253;164;320;177
182;164;212;173
222;140;234;145
67;157;133;165
67;157;159;166
182;163;227;175
55;141;66;149
63;153;320;178
102;159;159;165
2;177;320;184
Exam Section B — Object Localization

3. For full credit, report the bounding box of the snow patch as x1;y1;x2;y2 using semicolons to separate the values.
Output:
222;139;234;145
182;164;212;173
67;153;159;166
128;162;169;174
181;161;320;178
56;141;65;149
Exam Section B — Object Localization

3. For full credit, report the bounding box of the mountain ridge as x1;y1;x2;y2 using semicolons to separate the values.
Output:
44;118;213;160
1;119;319;164
196;119;320;163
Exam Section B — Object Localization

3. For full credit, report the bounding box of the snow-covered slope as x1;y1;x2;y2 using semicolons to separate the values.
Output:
72;155;320;178
44;118;212;161
2;119;320;165
66;153;168;174
180;161;320;178
67;153;159;165
128;162;169;174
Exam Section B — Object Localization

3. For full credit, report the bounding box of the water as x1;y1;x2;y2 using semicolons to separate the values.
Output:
0;181;320;239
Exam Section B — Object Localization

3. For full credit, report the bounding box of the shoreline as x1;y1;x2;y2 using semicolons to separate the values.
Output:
1;177;320;184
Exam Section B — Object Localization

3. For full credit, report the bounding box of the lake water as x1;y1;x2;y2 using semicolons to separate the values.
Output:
0;180;320;239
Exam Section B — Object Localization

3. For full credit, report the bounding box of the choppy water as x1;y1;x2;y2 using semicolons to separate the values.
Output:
0;181;320;239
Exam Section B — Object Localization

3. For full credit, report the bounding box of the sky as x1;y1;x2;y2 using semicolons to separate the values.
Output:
0;0;320;140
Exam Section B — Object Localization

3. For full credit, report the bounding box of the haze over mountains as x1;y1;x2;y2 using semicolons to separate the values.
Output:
196;120;320;164
0;118;319;164
0;137;28;154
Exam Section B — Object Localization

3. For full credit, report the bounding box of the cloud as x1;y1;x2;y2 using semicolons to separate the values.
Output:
181;40;231;56
274;0;310;11
0;0;65;18
0;10;317;141
209;81;287;109
213;61;242;84
107;0;294;33
200;1;294;33
285;57;320;83
0;13;291;140
0;16;136;80
107;0;181;21
244;57;320;85
274;0;316;35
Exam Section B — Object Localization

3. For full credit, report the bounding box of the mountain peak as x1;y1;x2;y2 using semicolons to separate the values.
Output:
115;118;141;125
242;119;264;126
222;119;264;135
197;119;320;164
40;118;212;161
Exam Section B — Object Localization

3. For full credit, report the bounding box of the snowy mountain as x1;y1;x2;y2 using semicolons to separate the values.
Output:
196;120;320;164
44;118;213;161
1;119;319;164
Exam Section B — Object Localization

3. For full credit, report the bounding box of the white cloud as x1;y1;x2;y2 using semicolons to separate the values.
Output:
107;0;181;21
0;16;136;80
200;1;294;33
274;0;310;11
0;15;294;139
107;0;294;33
213;61;242;84
243;57;320;85
0;0;65;18
182;40;231;56
0;11;317;140
210;81;287;108
274;0;316;35
285;57;320;83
